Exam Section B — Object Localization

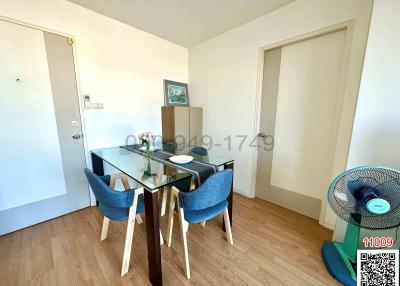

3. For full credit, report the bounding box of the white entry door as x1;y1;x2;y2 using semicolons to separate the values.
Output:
255;30;347;219
0;20;89;235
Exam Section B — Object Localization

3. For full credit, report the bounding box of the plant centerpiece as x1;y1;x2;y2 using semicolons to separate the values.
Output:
139;132;156;177
139;132;155;159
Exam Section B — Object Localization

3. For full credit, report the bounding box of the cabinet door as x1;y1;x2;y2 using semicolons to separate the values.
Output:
161;106;175;143
189;107;202;148
174;106;190;151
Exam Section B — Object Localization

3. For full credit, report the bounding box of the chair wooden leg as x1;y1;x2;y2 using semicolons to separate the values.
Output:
121;207;136;276
110;176;117;189
120;175;131;190
100;216;110;241
121;187;143;276
178;207;190;279
166;188;176;247
110;172;131;190
223;208;233;245
183;220;189;233
172;187;190;279
178;206;190;279
160;229;164;246
160;187;168;216
136;214;143;224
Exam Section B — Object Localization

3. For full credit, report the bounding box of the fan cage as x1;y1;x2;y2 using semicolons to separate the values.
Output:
328;166;400;230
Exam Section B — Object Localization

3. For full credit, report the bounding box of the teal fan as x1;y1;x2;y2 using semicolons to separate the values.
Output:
321;166;400;285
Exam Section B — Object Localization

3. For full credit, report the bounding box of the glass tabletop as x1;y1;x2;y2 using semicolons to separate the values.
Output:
91;145;234;192
92;147;192;191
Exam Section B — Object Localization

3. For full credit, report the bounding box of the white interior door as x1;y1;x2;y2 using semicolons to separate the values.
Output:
255;30;346;219
0;20;89;235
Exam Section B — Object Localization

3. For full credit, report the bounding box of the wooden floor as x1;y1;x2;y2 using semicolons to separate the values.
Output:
0;194;340;286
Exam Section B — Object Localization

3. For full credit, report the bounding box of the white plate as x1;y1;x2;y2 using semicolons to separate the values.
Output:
169;155;193;164
139;145;158;152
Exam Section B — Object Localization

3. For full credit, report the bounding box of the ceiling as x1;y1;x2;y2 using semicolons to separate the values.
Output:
67;0;295;47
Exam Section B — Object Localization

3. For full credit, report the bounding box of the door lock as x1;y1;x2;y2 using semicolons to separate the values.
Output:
72;133;81;139
257;132;266;138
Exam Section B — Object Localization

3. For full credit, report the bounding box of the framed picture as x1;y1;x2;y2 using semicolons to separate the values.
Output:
164;80;189;106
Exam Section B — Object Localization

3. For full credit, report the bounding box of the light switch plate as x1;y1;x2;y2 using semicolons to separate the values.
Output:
83;94;91;109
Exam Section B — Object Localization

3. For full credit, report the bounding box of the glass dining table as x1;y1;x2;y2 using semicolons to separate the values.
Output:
90;145;234;286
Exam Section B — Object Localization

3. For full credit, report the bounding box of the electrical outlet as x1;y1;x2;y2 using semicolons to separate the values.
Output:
91;103;104;109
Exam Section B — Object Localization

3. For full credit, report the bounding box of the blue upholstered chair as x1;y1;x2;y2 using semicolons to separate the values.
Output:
164;141;178;149
84;168;145;276
166;169;233;279
190;146;208;156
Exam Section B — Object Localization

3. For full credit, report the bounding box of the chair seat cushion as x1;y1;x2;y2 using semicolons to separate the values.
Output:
100;193;144;221
184;200;228;224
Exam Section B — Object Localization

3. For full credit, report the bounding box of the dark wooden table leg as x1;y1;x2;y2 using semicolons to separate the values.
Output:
144;189;163;286
91;152;104;206
91;152;104;176
223;162;234;232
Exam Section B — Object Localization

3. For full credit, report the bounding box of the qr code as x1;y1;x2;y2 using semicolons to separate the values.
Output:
357;250;399;286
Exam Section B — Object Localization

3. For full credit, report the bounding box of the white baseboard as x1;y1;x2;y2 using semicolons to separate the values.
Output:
319;220;335;231
233;188;254;198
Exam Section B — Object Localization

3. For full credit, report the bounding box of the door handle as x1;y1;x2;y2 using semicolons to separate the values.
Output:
72;133;81;139
257;132;266;138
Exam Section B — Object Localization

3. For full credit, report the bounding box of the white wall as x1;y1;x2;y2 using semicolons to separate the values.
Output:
334;0;400;241
189;0;372;199
0;0;188;152
347;0;400;170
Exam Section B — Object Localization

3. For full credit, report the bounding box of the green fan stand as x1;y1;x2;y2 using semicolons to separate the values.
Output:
333;222;360;281
326;165;400;283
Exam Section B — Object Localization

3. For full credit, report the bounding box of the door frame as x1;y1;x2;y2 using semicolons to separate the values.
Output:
0;16;93;204
250;20;366;229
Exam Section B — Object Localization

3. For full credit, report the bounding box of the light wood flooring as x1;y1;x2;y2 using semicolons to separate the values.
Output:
0;194;340;285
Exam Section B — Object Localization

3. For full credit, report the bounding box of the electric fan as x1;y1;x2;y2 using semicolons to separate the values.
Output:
322;166;400;286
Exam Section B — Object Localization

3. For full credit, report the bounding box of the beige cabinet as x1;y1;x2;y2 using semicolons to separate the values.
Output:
161;106;202;150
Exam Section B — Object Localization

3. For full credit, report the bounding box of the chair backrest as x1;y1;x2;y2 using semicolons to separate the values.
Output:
164;141;178;153
190;146;208;156
180;169;232;211
84;168;134;209
165;141;178;148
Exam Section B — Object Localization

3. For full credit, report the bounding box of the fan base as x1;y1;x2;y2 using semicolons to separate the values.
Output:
322;222;360;285
322;242;356;286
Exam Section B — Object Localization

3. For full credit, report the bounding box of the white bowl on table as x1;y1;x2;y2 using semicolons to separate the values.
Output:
169;155;193;164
